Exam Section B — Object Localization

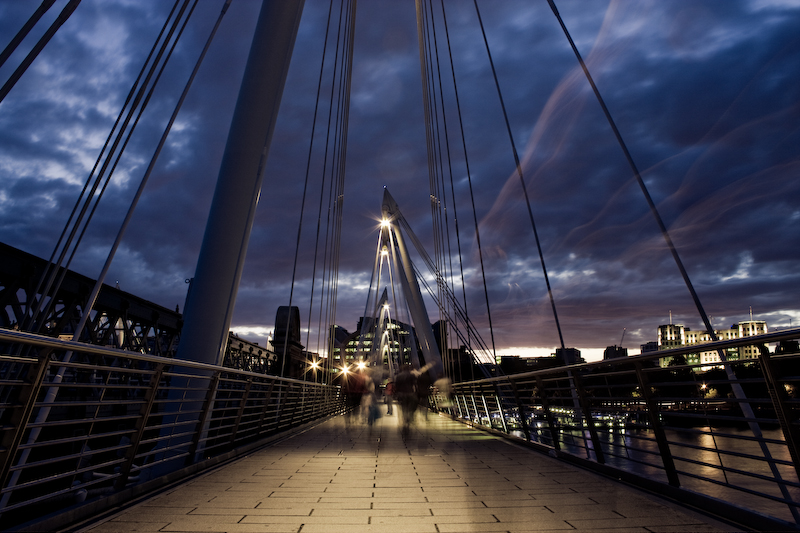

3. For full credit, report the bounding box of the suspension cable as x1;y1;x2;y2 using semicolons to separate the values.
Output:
417;0;461;375
473;0;566;350
25;0;192;333
422;0;456;377
546;1;796;515
327;0;357;370
426;0;470;379
0;0;81;104
308;0;357;381
439;0;492;380
308;0;347;375
72;0;232;344
322;0;355;375
32;0;196;333
545;0;715;338
0;0;56;69
282;0;336;375
23;0;185;331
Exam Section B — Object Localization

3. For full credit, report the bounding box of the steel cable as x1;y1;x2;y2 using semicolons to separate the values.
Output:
24;0;191;333
0;0;57;70
473;0;566;350
31;0;196;335
0;0;81;104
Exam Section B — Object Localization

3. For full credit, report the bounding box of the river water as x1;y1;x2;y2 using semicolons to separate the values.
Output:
514;422;800;524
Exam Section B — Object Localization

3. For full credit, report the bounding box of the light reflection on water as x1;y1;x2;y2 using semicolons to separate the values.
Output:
510;424;800;524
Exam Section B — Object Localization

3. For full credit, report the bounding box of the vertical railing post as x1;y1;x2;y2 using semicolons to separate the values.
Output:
480;392;492;428
536;375;561;450
633;361;680;487
570;370;605;464
229;378;253;446
0;354;52;510
255;378;277;437
470;388;480;423
287;383;300;428
274;381;290;430
187;372;220;465
494;390;509;433
508;378;532;441
757;345;800;483
115;363;165;490
455;394;465;419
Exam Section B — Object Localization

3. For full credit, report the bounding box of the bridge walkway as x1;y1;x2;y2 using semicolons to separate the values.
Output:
78;410;736;533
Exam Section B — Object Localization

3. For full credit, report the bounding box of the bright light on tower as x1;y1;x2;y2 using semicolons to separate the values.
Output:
380;218;391;229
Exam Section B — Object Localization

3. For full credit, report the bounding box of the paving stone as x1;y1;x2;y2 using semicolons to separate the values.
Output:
78;413;735;533
84;522;171;533
437;519;575;532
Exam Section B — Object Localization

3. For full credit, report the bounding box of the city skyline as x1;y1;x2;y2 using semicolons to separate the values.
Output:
1;0;799;363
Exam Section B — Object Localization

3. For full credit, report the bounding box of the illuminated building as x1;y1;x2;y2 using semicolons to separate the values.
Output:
657;320;768;368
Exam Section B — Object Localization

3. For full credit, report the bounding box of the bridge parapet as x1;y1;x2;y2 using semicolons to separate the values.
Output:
428;329;800;531
0;328;345;531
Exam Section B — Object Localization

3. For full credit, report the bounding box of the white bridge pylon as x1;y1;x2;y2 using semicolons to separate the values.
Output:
355;189;444;379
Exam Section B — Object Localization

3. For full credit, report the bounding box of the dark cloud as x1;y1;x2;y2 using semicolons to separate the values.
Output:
1;0;798;361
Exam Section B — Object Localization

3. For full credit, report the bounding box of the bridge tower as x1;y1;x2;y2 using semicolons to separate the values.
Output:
178;1;305;366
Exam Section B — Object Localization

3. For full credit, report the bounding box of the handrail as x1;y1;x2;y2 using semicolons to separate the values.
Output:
0;328;318;386
0;329;345;530
455;327;800;386
429;330;800;530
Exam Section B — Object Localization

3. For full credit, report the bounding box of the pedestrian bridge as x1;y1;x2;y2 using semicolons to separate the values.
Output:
2;328;799;532
77;411;730;533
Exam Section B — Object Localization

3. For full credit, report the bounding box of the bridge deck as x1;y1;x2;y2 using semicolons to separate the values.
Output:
80;411;735;533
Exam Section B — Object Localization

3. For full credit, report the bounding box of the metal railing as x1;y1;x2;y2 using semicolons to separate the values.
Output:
0;329;345;530
430;329;800;531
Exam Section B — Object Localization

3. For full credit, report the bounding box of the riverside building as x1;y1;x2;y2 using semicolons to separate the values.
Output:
657;320;768;369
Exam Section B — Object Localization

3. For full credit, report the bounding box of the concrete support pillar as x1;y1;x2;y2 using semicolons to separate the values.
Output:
178;0;305;365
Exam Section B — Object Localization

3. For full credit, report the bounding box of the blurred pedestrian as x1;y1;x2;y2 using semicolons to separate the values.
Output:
342;368;367;426
363;379;381;426
384;378;395;415
394;365;418;435
417;368;432;420
434;376;453;410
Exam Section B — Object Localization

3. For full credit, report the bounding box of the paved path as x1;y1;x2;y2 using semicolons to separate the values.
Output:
81;410;737;532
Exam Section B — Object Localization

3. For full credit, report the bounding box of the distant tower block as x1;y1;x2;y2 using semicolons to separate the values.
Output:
273;306;305;379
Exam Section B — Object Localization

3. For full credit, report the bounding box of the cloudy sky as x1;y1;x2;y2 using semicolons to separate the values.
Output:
1;0;798;362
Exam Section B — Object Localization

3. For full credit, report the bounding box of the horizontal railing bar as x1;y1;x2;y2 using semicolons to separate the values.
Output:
457;328;800;386
676;468;800;507
672;455;800;488
22;414;142;430
35;360;160;374
666;441;795;467
600;451;667;470
0;328;326;387
0;474;121;513
4;457;126;490
661;426;789;445
9;447;128;474
15;429;135;450
33;400;149;409
137;430;201;447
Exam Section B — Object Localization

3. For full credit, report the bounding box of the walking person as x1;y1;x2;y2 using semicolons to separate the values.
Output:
342;368;367;426
384;379;395;415
394;365;418;436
